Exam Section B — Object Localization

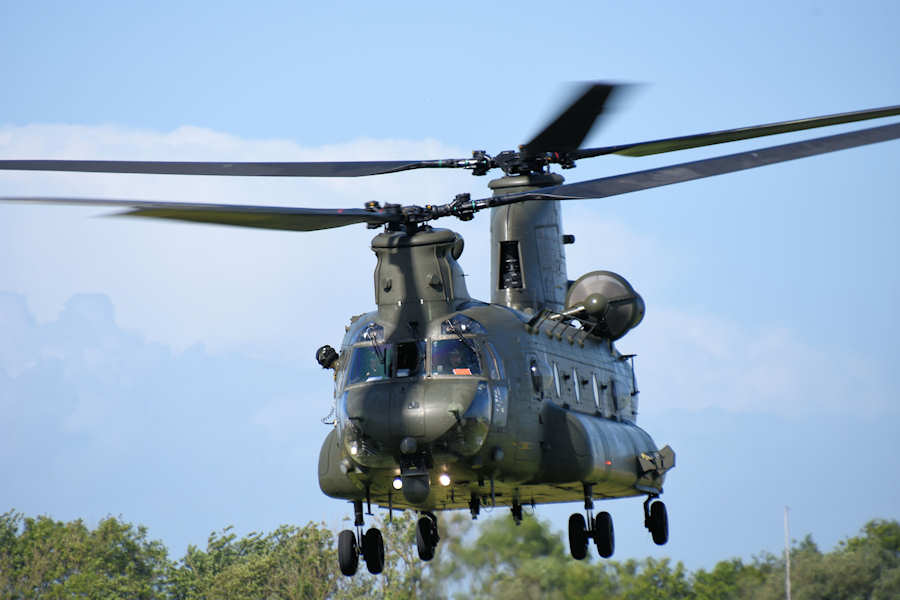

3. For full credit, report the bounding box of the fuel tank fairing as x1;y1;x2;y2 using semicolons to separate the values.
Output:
536;402;672;493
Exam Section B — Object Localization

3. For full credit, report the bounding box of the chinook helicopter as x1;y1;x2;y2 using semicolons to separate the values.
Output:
2;84;899;577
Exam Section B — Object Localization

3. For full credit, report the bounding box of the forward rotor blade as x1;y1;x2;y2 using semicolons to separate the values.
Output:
488;122;900;204
521;83;618;155
0;197;394;231
571;105;900;159
0;158;472;178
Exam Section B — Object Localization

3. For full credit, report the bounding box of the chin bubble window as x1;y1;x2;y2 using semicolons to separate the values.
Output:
431;340;482;376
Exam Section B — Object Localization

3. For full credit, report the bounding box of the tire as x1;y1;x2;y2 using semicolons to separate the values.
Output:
593;511;615;558
362;528;385;574
650;501;668;545
568;513;588;560
416;517;435;561
338;529;359;576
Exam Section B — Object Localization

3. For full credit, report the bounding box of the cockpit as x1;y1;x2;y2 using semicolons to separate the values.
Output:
430;340;481;376
345;338;483;386
345;340;427;385
341;317;492;389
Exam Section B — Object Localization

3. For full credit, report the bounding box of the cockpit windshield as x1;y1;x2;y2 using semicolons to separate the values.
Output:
347;346;388;385
346;341;425;385
344;339;481;385
431;339;482;376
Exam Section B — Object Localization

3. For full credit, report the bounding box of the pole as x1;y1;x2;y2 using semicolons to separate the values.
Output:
784;506;791;600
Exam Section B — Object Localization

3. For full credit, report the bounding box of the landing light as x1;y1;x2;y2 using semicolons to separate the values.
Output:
438;473;451;487
392;477;403;490
349;443;359;456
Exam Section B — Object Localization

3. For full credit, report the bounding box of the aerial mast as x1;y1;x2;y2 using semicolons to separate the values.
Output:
784;505;792;600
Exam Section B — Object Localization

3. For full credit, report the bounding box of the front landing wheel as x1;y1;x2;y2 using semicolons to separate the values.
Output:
362;528;385;574
338;529;359;576
416;516;437;561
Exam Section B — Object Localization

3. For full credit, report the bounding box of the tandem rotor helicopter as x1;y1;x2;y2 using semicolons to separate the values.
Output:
2;83;899;576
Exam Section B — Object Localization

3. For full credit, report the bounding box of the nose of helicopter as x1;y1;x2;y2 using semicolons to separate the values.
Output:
341;378;487;464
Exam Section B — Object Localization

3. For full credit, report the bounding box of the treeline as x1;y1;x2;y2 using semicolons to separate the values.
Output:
1;510;898;599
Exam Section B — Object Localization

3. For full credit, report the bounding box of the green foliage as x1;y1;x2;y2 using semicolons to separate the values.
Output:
0;510;169;599
168;522;344;599
2;509;898;600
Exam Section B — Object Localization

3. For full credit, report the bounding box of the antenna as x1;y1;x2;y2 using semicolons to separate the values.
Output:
784;506;792;600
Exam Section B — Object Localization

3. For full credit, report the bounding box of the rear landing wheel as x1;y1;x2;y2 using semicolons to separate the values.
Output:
649;501;668;545
593;511;614;558
568;513;588;560
338;529;358;576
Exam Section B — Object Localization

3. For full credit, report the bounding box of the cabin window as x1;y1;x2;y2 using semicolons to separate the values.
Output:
552;362;561;398
591;373;601;412
573;368;581;404
431;339;482;376
529;359;543;394
347;346;389;385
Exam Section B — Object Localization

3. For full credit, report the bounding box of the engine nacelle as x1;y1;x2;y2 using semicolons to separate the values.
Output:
565;271;644;340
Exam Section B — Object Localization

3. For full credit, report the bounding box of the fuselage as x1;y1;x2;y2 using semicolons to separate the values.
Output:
318;268;668;511
319;194;672;512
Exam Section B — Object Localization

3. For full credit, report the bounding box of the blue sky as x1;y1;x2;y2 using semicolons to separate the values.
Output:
1;1;899;569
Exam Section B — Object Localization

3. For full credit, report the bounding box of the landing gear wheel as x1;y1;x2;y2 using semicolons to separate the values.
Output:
338;529;359;576
416;516;437;561
649;501;668;545
593;511;615;558
362;528;385;574
568;513;588;560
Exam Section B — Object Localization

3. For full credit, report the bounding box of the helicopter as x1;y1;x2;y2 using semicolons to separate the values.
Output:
1;84;898;577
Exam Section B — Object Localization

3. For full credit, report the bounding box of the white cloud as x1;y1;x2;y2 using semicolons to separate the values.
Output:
628;307;892;417
0;124;486;357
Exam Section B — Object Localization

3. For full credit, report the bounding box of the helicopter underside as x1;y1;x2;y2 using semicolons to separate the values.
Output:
317;418;674;513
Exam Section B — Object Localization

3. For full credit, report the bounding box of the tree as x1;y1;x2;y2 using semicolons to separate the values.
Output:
0;511;169;599
168;522;367;600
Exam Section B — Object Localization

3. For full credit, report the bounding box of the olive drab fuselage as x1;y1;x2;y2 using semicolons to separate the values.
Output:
318;187;674;512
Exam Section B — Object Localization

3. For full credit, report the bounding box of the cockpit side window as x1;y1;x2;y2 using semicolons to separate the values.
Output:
347;346;389;385
431;339;482;376
485;342;505;381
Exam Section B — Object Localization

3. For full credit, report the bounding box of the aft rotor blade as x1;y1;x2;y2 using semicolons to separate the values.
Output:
488;122;900;204
0;158;474;178
521;83;618;155
0;197;394;231
571;105;900;159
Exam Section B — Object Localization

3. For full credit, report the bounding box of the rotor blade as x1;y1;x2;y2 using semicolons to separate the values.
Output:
571;105;900;159
0;158;474;178
486;122;900;204
521;83;618;156
0;197;394;231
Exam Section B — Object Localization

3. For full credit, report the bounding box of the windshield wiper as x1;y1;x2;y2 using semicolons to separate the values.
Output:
364;325;387;367
446;320;478;353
